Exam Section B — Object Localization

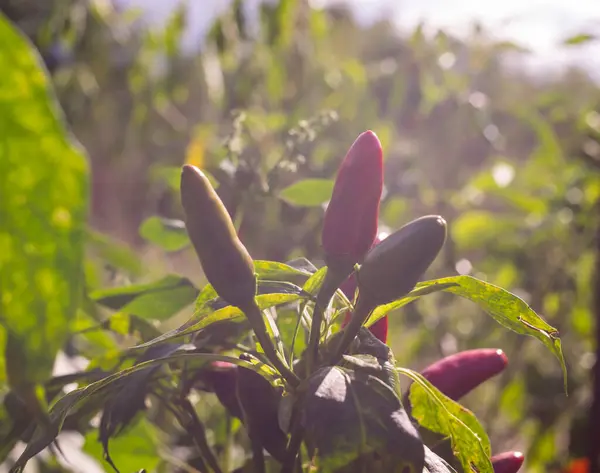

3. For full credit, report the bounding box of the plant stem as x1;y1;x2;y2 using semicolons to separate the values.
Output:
243;301;300;387
280;415;305;473
328;295;375;366
306;267;353;374
180;399;224;473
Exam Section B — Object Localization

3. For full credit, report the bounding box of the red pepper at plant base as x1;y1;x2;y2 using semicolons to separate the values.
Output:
322;130;383;267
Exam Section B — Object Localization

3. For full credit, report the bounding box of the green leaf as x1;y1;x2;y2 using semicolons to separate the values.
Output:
365;281;459;327
279;178;334;207
134;292;303;349
367;275;566;391
86;229;143;276
303;266;328;296
562;33;596;45
139;216;190;251
83;417;161;473
11;352;276;471
0;14;88;386
91;275;198;314
398;367;493;473
254;260;312;279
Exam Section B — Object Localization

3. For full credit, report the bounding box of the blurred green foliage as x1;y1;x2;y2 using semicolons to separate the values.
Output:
0;0;599;472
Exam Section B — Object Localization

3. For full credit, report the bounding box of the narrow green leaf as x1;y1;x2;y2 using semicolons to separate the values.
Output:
139;216;190;251
303;266;328;296
367;275;567;391
134;293;302;349
0;14;88;387
365;281;458;326
91;275;197;311
118;285;197;321
254;260;312;279
398;367;493;473
279;178;334;207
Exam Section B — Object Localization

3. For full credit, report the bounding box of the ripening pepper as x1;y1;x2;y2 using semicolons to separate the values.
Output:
421;349;508;401
181;165;256;309
322;130;383;268
357;215;447;306
340;237;388;343
491;451;524;473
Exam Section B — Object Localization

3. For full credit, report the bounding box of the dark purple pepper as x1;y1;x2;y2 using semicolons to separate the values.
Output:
322;131;383;267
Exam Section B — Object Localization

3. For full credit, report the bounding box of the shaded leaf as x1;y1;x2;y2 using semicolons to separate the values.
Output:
10;352;276;471
84;417;161;473
279;178;334;207
99;344;181;471
302;366;424;473
139;216;190;252
237;367;287;461
285;257;318;274
398;367;493;473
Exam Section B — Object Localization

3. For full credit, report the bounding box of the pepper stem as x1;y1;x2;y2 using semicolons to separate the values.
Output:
328;294;376;365
306;264;354;374
242;301;300;387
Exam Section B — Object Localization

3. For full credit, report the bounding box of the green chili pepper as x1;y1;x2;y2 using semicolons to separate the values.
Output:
181;165;256;309
181;165;299;386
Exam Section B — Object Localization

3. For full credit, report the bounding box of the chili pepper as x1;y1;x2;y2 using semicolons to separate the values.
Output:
322;130;383;269
181;165;256;309
420;349;508;401
357;215;447;306
491;451;524;473
181;165;299;386
340;237;388;343
562;458;590;473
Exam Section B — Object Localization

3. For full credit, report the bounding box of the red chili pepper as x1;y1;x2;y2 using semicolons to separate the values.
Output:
340;236;388;343
491;451;524;473
421;349;508;401
322;131;383;267
562;458;590;473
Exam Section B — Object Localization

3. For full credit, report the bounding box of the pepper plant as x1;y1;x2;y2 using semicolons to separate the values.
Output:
4;129;567;473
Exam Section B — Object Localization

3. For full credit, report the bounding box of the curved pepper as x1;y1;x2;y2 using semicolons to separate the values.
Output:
181;165;256;309
322;130;383;268
357;215;447;306
491;451;525;473
421;349;508;401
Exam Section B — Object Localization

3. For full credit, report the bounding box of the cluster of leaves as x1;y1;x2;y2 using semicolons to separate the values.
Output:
1;1;599;472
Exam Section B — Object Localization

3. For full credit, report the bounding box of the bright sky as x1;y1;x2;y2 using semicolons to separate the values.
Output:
122;0;600;79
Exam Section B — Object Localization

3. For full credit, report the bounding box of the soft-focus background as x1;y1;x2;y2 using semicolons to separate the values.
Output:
2;0;600;471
